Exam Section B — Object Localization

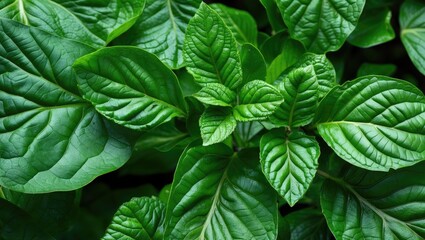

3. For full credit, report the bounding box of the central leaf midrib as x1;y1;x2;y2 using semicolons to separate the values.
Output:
318;121;422;136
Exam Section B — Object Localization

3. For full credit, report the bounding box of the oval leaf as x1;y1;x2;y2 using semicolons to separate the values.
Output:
200;107;237;146
193;83;236;107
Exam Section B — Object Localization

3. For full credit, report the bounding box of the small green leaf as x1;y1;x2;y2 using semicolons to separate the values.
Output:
240;43;267;84
357;63;397;77
200;107;236;146
260;31;291;65
234;80;284;121
184;2;243;90
314;76;425;171
103;197;165;240
283;209;333;240
260;0;286;32
260;129;320;206
193;83;236;107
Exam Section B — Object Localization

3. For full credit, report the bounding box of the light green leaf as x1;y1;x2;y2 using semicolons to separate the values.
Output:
278;0;366;53
184;2;243;90
193;83;236;107
400;0;425;76
321;162;425;239
74;46;186;131
357;63;397;77
165;145;278;240
234;80;284;121
260;0;286;32
114;0;201;69
0;19;132;193
314;76;425;171
260;129;320;206
270;66;318;127
200;107;236;146
283;208;332;240
103;197;165;240
240;44;267;84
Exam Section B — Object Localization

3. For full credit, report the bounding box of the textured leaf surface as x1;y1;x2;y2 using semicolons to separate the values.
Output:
234;80;283;121
165;145;278;240
114;0;201;68
0;19;131;193
278;0;365;53
283;209;332;240
74;47;186;131
321;162;425;239
314;76;425;171
103;197;165;240
400;0;425;76
184;2;242;90
200;107;236;146
260;129;319;206
193;83;236;107
240;44;267;84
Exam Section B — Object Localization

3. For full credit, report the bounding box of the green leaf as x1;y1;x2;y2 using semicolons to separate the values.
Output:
184;2;243;90
260;31;290;65
260;129;320;206
278;0;366;53
193;83;236;107
270;66;318;127
0;19;132;193
200;107;236;146
400;0;425;76
321;162;425;239
314;76;425;171
74;46;186;131
234;80;284;121
260;0;286;32
103;197;165;240
283;209;333;240
240;43;267;84
210;4;257;45
113;0;201;69
235;121;264;146
165;145;278;239
357;63;397;77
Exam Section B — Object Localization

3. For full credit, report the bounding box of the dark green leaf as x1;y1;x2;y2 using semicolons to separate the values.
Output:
193;83;236;107
200;107;236;146
283;208;332;240
240;43;267;84
260;0;286;32
357;63;397;77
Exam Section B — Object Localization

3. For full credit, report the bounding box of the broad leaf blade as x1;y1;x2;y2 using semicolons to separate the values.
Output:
314;76;425;171
260;0;286;32
193;83;236;107
74;46;186;131
283;209;332;240
200;107;236;146
240;43;267;84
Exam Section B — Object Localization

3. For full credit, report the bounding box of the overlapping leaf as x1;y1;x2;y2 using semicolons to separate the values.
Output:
282;209;333;240
200;107;236;146
193;83;236;107
240;44;267;84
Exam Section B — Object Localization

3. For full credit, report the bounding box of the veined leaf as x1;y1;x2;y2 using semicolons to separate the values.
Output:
114;0;201;69
0;19;132;193
240;43;267;85
103;197;165;240
165;145;278;239
400;0;425;76
200;107;236;146
193;83;236;107
184;2;243;90
260;129;320;206
234;80;284;121
74;46;186;131
314;76;425;171
277;0;366;53
283;208;333;240
321;162;425;239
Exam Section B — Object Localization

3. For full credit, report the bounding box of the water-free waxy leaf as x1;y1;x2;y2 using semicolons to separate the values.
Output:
193;83;236;107
283;209;332;240
184;2;243;90
321;162;425;239
200;107;236;146
74;46;186;131
240;44;267;84
260;129;320;206
278;0;366;53
314;76;425;171
114;0;201;69
0;19;132;193
165;145;278;239
400;0;425;76
103;197;165;240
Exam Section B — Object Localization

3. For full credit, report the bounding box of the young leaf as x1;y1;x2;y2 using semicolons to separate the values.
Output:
113;0;201;69
0;19;132;193
193;83;236;107
103;197;165;240
74;46;186;131
321;162;425;239
314;76;425;171
234;80;284;121
277;0;366;53
165;145;278;239
270;66;319;127
200;107;236;146
282;209;333;240
400;0;425;76
260;129;320;206
240;43;267;84
184;2;243;90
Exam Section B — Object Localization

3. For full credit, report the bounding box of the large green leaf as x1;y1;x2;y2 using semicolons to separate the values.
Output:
74;46;186;131
0;19;132;193
184;2;243;90
193;83;236;107
283;209;332;240
320;162;425;239
260;129;320;206
114;0;201;69
400;0;425;76
277;0;366;53
103;197;165;240
200;107;236;146
314;76;425;171
165;145;278;239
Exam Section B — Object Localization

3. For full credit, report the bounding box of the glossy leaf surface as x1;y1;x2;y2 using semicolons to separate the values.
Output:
240;44;267;84
200;107;236;146
193;83;236;107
